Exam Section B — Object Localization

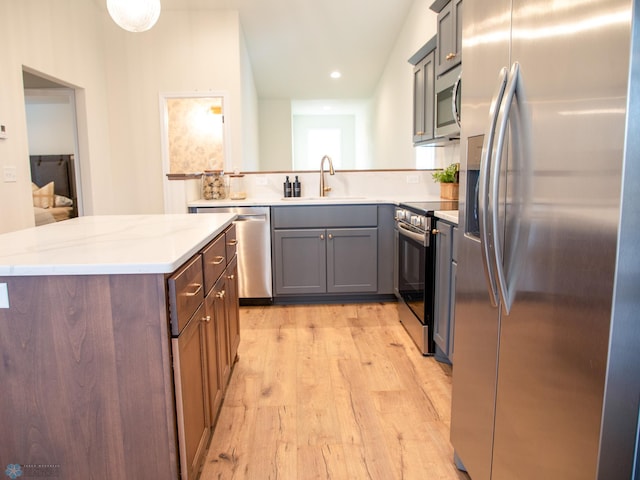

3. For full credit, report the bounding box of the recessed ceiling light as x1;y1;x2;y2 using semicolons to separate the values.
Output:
330;71;342;79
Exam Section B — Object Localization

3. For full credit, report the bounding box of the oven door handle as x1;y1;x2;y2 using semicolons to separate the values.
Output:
396;222;428;247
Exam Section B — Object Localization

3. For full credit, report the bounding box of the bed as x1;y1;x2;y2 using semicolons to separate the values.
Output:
30;154;78;226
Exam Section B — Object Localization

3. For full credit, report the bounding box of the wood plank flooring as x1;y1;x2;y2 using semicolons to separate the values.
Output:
201;302;470;480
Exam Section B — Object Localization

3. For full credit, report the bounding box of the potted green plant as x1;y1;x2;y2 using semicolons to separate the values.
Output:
431;163;459;199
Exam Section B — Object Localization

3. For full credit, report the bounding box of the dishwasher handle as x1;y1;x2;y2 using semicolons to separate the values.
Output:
235;214;268;222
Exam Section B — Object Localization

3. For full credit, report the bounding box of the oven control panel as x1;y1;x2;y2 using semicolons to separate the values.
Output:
395;208;431;233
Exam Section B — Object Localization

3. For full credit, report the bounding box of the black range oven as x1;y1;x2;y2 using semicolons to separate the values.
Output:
395;201;458;355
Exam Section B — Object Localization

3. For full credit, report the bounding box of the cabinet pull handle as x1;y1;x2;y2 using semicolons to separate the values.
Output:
216;290;226;299
328;233;333;240
320;234;325;240
185;283;202;297
211;256;225;265
416;131;424;135
432;229;440;235
227;239;238;246
446;52;456;61
202;315;211;323
228;274;235;280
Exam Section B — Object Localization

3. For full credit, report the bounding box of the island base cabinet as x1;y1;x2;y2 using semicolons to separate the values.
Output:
0;274;179;480
226;255;241;363
172;303;210;480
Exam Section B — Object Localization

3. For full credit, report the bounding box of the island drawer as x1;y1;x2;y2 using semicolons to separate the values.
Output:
168;254;205;336
225;223;238;260
202;234;226;294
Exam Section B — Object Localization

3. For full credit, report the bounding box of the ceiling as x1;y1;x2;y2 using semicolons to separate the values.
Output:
149;0;416;99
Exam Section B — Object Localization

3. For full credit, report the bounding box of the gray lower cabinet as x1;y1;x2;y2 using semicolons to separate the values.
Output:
434;219;455;362
327;228;378;293
273;227;377;295
274;228;327;294
272;205;384;297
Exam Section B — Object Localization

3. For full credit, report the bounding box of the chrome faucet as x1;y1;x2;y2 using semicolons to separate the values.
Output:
319;155;335;196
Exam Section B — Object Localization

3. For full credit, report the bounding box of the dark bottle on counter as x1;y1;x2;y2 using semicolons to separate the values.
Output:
284;176;292;197
293;176;301;197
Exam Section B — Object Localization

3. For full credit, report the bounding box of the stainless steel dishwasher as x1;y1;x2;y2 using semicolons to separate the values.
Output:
195;206;272;304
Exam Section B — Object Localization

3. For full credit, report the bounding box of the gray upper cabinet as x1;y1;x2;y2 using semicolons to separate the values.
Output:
436;0;463;77
413;50;435;144
409;36;437;145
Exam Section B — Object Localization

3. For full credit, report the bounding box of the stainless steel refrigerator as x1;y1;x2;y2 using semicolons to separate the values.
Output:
450;0;640;479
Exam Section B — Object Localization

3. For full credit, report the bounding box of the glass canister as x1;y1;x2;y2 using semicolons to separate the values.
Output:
201;170;227;200
228;174;247;200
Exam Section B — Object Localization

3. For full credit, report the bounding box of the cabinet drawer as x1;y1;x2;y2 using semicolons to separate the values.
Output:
168;255;204;336
272;205;378;228
202;235;226;294
225;223;237;261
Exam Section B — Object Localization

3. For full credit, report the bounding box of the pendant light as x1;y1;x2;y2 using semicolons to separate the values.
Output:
107;0;161;33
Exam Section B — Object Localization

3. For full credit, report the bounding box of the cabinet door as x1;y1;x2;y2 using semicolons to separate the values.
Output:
203;288;223;425
225;255;240;365
434;221;453;357
214;274;231;392
436;0;463;77
449;260;457;363
413;50;435;143
172;304;210;480
273;229;326;295
327;228;378;293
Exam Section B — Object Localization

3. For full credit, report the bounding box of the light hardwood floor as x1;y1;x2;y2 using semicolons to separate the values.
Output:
201;302;471;480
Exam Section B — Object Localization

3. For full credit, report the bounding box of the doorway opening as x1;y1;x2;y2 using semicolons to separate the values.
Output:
22;69;84;223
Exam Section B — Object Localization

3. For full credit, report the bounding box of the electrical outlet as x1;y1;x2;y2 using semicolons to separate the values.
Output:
0;283;9;309
3;166;17;183
406;174;419;184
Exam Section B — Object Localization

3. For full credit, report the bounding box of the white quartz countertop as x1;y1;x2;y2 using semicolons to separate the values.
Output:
435;210;459;225
188;195;441;208
0;214;235;276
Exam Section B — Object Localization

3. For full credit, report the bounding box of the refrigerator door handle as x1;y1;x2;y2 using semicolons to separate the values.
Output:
491;62;521;314
479;66;509;308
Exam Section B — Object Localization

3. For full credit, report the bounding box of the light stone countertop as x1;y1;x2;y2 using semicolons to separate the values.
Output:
435;210;459;225
0;214;235;276
187;195;444;208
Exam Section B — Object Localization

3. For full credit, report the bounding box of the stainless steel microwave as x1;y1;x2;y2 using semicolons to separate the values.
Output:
435;65;462;138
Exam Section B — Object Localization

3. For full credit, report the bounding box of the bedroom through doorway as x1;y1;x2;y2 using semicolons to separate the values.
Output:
23;69;83;225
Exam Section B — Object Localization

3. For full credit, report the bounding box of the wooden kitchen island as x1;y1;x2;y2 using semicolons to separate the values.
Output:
0;214;239;480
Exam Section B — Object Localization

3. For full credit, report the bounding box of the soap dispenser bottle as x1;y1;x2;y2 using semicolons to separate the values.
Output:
293;176;301;197
284;176;292;197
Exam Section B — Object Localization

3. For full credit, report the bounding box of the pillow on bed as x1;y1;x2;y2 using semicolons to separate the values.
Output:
32;181;55;208
54;194;73;207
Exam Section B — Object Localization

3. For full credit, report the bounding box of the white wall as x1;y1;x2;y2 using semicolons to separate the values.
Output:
1;3;257;233
258;99;293;171
102;9;248;215
239;27;260;173
372;0;438;169
0;0;112;233
24;90;76;155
